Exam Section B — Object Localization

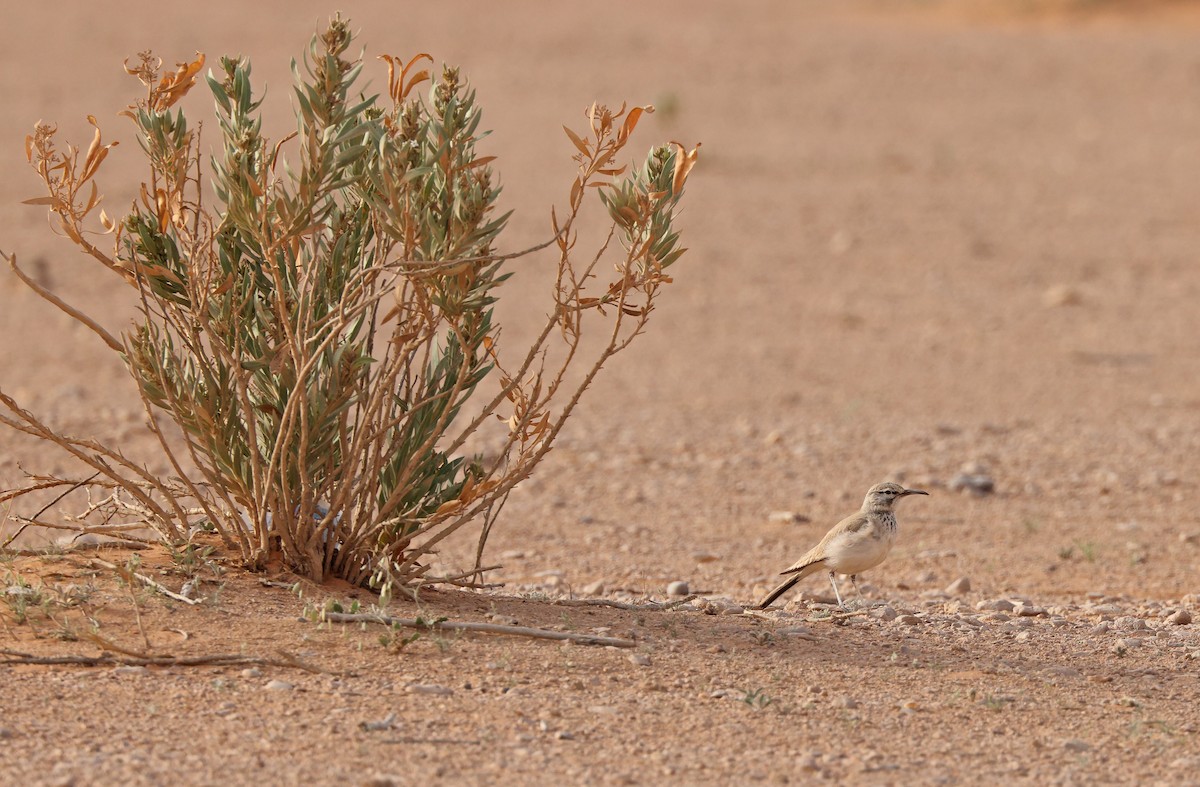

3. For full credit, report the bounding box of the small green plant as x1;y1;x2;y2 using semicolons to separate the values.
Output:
1076;541;1098;562
742;688;774;711
2;15;698;589
980;694;1013;711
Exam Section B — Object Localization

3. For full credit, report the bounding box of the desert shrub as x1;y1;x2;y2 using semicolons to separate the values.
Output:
0;16;698;588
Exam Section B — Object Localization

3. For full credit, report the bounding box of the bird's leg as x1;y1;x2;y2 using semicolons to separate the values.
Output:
828;571;847;610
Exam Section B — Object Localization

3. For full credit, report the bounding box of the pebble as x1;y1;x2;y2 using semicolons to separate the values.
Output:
1062;739;1092;753
1014;604;1047;617
836;696;859;709
265;680;294;691
0;728;14;740
1015;631;1032;643
360;713;397;732
1044;284;1083;307
945;577;971;595
895;615;922;626
241;668;263;679
949;473;994;496
1166;609;1192;626
112;666;150;677
779;626;818;641
666;580;690;597
555;731;575;741
628;653;652;667
406;684;453;696
870;605;898;622
1113;616;1148;632
580;580;606;596
767;511;809;524
691;552;720;563
977;599;1014;612
1044;666;1082;679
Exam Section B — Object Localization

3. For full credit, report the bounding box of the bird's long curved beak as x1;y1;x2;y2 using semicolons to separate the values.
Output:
902;488;929;496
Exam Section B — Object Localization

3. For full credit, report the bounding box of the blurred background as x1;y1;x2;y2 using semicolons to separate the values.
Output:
1;1;1198;601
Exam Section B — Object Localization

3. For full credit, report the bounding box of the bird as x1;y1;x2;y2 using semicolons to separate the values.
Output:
755;481;929;610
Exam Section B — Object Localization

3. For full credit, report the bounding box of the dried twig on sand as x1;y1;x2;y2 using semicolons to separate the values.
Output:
324;611;636;648
552;594;699;611
90;557;200;605
0;648;328;673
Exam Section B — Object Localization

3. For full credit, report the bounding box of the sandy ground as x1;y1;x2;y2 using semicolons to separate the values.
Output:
2;1;1200;784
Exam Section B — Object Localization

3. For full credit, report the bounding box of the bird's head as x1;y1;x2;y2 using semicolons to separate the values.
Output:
864;481;929;511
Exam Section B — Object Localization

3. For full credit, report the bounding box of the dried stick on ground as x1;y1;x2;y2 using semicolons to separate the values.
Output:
0;648;329;673
553;594;699;611
324;611;636;648
90;557;201;605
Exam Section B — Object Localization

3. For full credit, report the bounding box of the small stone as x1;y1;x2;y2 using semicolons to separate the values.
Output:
359;713;397;732
0;728;14;740
581;579;606;596
949;473;994;496
405;684;452;696
362;778;398;787
1015;604;1047;617
555;731;575;741
500;550;526;561
1044;285;1083;307
706;644;726;654
1166;609;1192;626
1015;631;1031;643
1045;666;1082;679
895;615;921;626
869;605;898;622
778;626;818;641
829;229;855;256
978;599;1015;612
836;696;859;709
691;552;720;563
945;577;971;595
265;680;294;691
628;653;651;667
1062;739;1091;753
666;580;690;597
1114;616;1148;632
768;511;809;524
112;666;150;677
241;668;263;679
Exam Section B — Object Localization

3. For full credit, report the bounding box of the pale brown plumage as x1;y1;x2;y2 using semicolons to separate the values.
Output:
756;482;928;609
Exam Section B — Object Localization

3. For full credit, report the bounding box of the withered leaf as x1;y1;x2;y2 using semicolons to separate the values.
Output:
563;125;590;156
670;141;701;195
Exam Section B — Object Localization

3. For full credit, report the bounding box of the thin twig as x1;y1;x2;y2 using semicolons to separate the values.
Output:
0;472;99;549
553;594;699;611
90;557;201;606
0;648;329;673
324;611;636;648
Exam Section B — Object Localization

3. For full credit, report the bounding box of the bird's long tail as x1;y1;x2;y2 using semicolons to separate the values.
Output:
755;560;826;609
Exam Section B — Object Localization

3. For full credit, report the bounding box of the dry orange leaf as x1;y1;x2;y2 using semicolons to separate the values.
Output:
670;141;701;195
153;53;205;112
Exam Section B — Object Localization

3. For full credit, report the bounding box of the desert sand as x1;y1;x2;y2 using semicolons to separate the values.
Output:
2;2;1199;784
